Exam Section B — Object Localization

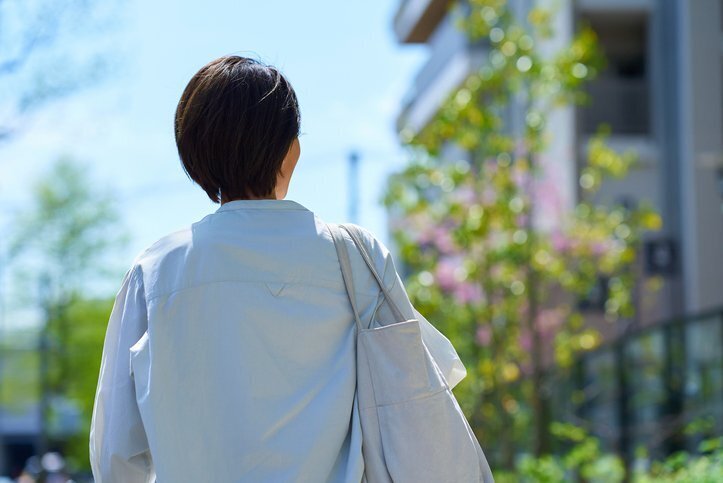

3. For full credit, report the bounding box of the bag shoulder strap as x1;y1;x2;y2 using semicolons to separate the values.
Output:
328;223;366;332
330;223;408;325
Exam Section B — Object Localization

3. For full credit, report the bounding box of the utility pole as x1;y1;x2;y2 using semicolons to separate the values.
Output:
0;239;5;474
38;274;51;459
348;150;360;224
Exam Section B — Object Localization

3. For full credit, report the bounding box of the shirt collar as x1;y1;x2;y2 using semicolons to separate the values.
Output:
215;198;310;213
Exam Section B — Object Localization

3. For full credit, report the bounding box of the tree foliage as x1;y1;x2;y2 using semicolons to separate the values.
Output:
10;156;127;294
6;157;126;472
48;295;114;472
383;0;661;470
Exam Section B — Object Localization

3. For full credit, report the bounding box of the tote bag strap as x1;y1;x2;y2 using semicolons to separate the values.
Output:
330;223;409;325
328;223;366;332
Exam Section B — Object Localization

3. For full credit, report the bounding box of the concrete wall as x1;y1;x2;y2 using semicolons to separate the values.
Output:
678;0;723;313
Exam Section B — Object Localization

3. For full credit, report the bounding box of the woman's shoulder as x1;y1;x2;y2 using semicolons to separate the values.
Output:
132;227;192;264
119;226;194;288
317;217;389;255
320;220;396;280
339;223;391;258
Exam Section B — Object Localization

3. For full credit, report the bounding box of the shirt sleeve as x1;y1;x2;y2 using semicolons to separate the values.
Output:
350;224;468;389
89;264;155;482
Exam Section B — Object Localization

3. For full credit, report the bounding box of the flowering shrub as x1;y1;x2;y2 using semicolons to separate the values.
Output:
384;0;662;469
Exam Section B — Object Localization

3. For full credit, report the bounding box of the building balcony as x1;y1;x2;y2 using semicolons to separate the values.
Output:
396;13;487;134
580;77;650;136
393;0;452;43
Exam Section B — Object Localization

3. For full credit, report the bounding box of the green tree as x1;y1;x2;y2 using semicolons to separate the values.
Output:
383;0;661;472
48;296;115;471
8;157;127;471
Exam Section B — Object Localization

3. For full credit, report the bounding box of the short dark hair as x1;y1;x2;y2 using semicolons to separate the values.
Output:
174;55;301;203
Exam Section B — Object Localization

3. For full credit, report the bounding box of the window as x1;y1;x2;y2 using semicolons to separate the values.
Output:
578;13;650;136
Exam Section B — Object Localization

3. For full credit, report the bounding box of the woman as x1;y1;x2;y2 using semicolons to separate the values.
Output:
89;55;466;482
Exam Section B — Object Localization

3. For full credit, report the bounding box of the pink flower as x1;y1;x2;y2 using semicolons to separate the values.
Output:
591;240;610;256
551;230;572;252
535;308;565;338
416;228;433;245
533;178;565;224
435;256;460;291
482;187;497;205
431;226;456;254
453;282;484;304
476;325;492;347
517;330;532;351
452;185;477;205
512;169;529;189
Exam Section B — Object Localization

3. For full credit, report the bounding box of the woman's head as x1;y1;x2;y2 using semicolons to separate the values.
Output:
174;55;301;203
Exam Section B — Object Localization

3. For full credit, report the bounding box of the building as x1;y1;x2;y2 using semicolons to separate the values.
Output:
392;0;723;467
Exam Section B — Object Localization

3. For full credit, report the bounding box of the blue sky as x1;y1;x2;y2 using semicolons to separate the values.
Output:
0;0;428;330
0;0;426;270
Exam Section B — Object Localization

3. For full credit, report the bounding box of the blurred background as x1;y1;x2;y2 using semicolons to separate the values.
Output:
0;0;721;481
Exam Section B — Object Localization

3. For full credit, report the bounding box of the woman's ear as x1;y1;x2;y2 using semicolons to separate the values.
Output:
275;137;300;199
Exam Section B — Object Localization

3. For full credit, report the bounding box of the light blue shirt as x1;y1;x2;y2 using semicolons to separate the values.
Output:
89;198;466;482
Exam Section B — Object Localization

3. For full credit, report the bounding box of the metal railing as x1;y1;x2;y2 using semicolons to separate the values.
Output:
546;307;723;468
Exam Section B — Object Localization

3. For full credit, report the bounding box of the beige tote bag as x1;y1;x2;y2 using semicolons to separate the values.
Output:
328;223;494;483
